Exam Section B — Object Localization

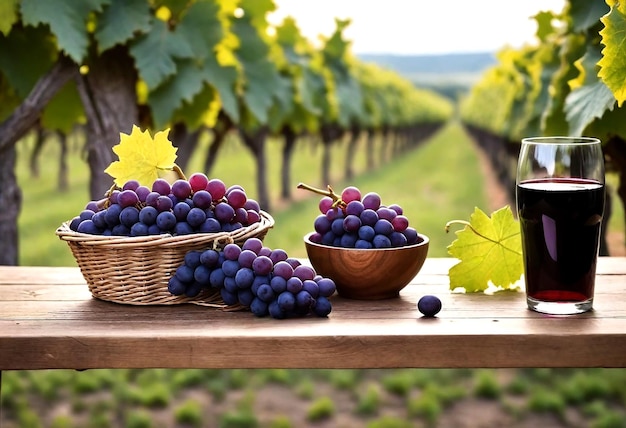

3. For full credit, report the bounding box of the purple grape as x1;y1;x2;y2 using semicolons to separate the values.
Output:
85;201;100;212
313;296;332;317
174;222;194;235
377;207;397;221
374;219;394;236
268;301;286;319
207;178;227;200
362;192;381;210
273;261;294;280
200;218;221;233
173;202;191;221
108;190;120;205
168;276;186;295
172;179;192;200
138;206;158;225
403;227;419;245
188;172;209;193
286;277;303;293
222;260;240;277
104;204;122;227
316;277;336;297
252;255;273;276
331;218;345;236
156;211;176;231
227;189;247;209
118;190;139;208
269;249;288;264
234;207;248;224
152;178;171;196
119;206;140;227
355;239;373;249
373;234;392;248
314;215;331;234
270;276;288;293
285;258;301;269
277;291;296;312
293;265;315;281
341;186;361;204
156;195;173;212
92;211;107;229
214;202;235;222
223;243;242;261
340;233;358;248
309;232;323;244
244;198;260;212
175;265;195;283
238;289;254;306
321;231;335;245
417;295;442;317
200;249;220;267
326;207;343;221
358;225;375;241
135;186;150;202
145;191;160;207
221;288;238;305
186;207;207;228
392;215;409;232
247;210;260;224
259;247;272;257
343;214;361;232
192;190;212;210
111;224;130;236
122;180;140;191
243;238;263;254
77;219;99;234
79;209;95;221
319;196;333;214
360;209;379;226
256;283;275;303
345;200;364;216
235;268;255;289
237;249;257;268
250;297;268;317
209;268;225;288
302;279;319;298
295;290;313;309
223;277;237;293
388;204;403;215
390;231;408;247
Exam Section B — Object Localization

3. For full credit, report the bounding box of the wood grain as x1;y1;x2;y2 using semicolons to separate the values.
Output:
1;258;625;370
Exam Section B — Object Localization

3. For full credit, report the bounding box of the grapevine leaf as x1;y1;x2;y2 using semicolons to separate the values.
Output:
104;125;177;187
20;0;110;63
446;206;523;293
95;0;152;53
599;2;626;107
534;11;556;43
129;19;194;89
565;81;615;136
201;54;239;123
0;0;18;36
568;0;609;33
176;0;223;61
41;81;84;134
0;25;56;98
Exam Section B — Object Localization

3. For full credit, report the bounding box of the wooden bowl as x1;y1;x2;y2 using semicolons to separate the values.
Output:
304;232;429;300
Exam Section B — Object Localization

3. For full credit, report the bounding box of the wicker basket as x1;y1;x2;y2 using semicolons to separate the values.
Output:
56;211;274;305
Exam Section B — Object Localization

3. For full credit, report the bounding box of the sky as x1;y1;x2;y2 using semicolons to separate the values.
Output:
269;0;566;55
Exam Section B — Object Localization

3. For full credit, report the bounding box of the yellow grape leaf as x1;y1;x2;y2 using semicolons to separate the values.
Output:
445;206;523;293
598;1;626;107
104;125;177;187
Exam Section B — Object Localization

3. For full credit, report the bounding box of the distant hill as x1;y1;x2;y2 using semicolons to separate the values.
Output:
357;52;497;75
357;52;498;99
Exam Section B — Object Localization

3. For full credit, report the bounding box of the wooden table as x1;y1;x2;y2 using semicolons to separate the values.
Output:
1;258;625;371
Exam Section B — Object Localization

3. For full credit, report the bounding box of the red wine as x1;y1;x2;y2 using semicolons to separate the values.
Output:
516;178;605;303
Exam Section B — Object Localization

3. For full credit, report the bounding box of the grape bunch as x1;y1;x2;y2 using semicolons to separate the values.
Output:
68;173;262;237
300;183;422;249
168;237;336;319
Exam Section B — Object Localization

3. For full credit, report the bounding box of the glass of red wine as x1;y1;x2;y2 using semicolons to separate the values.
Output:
516;136;605;315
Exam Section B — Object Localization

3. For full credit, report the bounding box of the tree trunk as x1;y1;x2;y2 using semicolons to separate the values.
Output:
170;123;203;173
604;136;626;255
75;46;138;199
280;126;297;200
0;54;77;266
0;146;21;265
366;128;376;171
239;127;271;212
204;112;233;175
58;132;69;192
344;125;360;180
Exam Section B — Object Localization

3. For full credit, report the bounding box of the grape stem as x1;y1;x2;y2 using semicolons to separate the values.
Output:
297;182;346;209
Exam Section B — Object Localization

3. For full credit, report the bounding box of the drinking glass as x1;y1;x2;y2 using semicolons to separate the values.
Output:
516;136;605;315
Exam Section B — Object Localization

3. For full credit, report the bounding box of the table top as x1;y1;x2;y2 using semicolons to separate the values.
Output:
1;257;625;371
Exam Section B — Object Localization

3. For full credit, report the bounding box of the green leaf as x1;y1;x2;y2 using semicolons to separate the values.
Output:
0;0;19;36
20;0;110;62
565;81;615;136
446;206;523;293
599;2;626;107
568;0;609;33
0;25;56;98
41;81;84;134
534;11;556;42
177;0;223;61
129;19;194;89
201;54;239;123
95;0;152;53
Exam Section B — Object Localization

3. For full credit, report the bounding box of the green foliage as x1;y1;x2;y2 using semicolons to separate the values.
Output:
366;417;413;428
174;399;204;427
306;396;335;422
124;409;154;428
406;389;442;424
473;369;502;399
381;371;413;397
355;383;381;416
527;387;567;417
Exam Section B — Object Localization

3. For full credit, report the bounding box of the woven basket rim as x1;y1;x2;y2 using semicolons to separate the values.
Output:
56;210;275;248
